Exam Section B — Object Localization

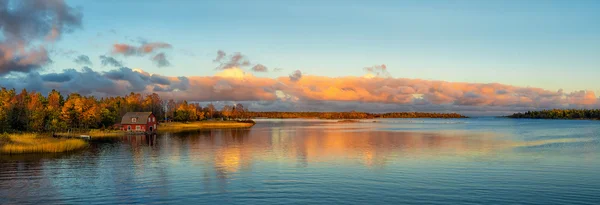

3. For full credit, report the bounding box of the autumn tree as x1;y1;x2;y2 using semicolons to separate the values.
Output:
232;103;245;120
143;93;164;120
125;92;143;112
26;92;47;131
166;99;177;121
81;96;102;128
205;103;216;119
46;90;65;132
0;88;16;132
221;105;233;120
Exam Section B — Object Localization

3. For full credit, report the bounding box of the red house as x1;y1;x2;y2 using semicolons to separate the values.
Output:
120;112;158;133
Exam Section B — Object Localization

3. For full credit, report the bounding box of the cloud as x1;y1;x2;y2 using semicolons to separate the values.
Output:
213;50;250;70
74;55;92;65
152;53;171;67
112;42;172;56
0;47;51;75
213;50;271;72
0;0;82;76
149;74;171;85
110;41;172;67
213;50;226;62
252;64;268;72
112;44;137;56
104;67;154;92
289;70;302;82
2;66;600;115
1;67;119;96
99;55;123;67
363;64;390;78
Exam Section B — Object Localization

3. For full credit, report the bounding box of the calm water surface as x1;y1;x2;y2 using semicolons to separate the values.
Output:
1;118;599;204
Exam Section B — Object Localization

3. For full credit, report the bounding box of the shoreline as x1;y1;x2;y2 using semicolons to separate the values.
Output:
49;120;257;137
158;121;256;132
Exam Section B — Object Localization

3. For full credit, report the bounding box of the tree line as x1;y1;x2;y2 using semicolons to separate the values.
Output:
0;88;249;133
508;109;600;120
246;111;467;119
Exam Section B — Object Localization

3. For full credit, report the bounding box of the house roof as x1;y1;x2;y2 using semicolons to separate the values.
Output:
121;112;153;125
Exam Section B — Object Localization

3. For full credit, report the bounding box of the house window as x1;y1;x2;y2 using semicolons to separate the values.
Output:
132;118;137;123
152;117;155;122
127;125;131;131
148;117;151;122
136;125;141;130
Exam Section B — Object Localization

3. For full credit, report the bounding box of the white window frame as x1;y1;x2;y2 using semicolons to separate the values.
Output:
132;117;137;123
136;125;141;130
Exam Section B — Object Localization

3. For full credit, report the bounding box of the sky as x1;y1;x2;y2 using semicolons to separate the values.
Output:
1;0;600;115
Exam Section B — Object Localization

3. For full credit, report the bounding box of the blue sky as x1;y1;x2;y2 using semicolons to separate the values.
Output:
50;0;599;93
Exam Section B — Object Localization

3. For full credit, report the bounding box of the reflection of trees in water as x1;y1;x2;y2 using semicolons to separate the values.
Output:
168;128;501;179
271;129;501;169
91;128;501;192
0;126;507;197
118;134;158;147
161;129;254;192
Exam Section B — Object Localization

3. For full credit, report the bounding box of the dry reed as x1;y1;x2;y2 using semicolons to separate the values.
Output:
0;133;87;154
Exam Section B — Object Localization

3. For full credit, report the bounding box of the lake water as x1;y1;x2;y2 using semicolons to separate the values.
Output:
1;118;599;204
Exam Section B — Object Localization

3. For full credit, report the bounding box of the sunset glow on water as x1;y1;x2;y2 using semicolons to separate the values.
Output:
2;119;599;204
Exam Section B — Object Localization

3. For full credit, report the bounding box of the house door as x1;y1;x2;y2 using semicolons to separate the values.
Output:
149;126;153;132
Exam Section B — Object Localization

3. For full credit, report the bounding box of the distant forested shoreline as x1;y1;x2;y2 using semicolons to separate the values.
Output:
507;109;600;120
246;112;467;119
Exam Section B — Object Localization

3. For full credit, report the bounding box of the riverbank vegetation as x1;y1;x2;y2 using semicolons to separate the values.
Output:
0;88;252;133
159;120;256;132
54;129;126;138
0;133;87;154
247;111;467;119
508;109;600;120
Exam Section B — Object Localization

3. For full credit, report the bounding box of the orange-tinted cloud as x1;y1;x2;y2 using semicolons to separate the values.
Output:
112;42;172;56
2;67;599;113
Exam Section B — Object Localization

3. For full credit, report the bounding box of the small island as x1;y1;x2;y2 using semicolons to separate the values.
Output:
507;109;600;120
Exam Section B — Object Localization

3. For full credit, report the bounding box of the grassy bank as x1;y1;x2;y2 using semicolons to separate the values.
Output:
337;119;361;123
0;133;87;154
159;121;255;132
54;129;126;138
